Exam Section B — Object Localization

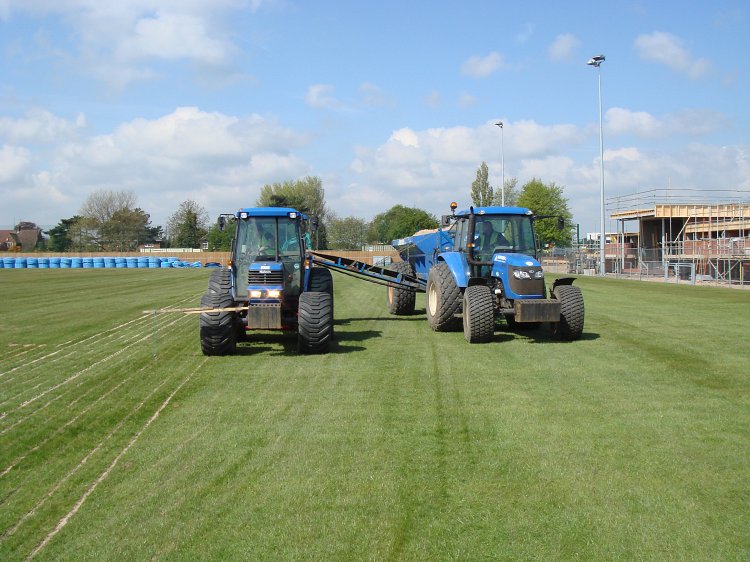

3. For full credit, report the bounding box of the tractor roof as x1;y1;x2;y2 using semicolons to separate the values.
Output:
235;207;307;219
455;206;533;217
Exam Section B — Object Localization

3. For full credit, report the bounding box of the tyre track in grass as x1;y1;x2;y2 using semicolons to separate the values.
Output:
23;357;207;561
0;310;175;409
0;292;200;386
0;313;191;430
0;292;201;409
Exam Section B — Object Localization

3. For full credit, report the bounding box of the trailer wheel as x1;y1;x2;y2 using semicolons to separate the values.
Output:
387;261;416;315
298;291;333;354
550;284;584;341
426;262;461;331
200;269;237;355
463;285;494;343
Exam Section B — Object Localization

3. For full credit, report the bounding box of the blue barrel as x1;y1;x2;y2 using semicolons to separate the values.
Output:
93;257;105;268
38;257;49;268
26;257;38;268
148;258;161;268
61;257;72;268
127;258;138;268
50;257;61;268
191;261;202;268
71;258;83;268
137;257;149;268
15;258;27;268
3;257;14;268
82;257;94;269
160;260;172;268
115;257;127;268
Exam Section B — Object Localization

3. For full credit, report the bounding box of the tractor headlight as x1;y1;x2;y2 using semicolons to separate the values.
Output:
513;270;531;279
249;290;262;298
266;289;282;299
534;270;544;279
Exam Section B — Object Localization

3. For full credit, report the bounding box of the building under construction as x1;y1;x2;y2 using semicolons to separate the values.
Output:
604;189;750;285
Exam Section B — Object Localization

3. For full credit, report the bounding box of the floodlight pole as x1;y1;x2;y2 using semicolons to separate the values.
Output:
495;121;504;206
588;54;606;276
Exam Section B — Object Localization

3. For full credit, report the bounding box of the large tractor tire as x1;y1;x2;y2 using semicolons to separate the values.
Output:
387;261;416;315
550;284;585;341
426;262;462;331
463;285;495;343
200;269;238;356
297;291;333;354
309;267;333;296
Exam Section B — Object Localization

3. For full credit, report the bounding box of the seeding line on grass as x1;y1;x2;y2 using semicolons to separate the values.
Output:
0;293;199;381
0;308;192;404
0;345;47;363
24;357;207;561
2;363;176;542
0;362;151;476
1;314;187;420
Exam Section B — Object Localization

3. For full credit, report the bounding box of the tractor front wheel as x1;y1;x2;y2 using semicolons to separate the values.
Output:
463;285;495;343
199;269;238;356
297;291;334;354
550;284;585;341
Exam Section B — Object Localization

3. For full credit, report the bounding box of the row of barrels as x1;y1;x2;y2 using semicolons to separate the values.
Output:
0;256;209;269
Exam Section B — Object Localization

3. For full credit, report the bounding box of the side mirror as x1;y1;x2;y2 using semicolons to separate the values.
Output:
441;215;453;227
218;216;226;231
310;216;319;231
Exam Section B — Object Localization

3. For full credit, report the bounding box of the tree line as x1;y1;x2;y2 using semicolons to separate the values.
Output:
38;165;573;252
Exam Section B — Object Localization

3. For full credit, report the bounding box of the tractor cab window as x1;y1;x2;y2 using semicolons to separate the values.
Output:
471;215;537;259
236;216;303;264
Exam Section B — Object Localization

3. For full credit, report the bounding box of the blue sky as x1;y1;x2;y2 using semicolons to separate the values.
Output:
1;0;748;235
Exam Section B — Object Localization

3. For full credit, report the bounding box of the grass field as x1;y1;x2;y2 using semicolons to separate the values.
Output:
0;269;748;560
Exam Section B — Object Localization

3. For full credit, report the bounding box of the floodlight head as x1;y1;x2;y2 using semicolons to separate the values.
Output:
587;54;605;67
495;121;503;128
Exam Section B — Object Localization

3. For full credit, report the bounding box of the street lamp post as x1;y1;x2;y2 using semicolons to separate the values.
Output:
587;54;606;276
495;121;504;206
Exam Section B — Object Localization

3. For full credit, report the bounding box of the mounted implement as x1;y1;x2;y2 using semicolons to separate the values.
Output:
386;203;584;343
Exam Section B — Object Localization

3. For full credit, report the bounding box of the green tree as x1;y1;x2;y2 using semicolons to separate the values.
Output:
492;177;519;207
257;176;329;248
167;200;209;248
100;207;151;251
47;216;82;251
206;219;236;251
368;205;439;243
326;215;368;250
516;178;573;247
470;161;493;206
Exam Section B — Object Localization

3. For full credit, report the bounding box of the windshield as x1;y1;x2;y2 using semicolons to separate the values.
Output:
236;216;302;262
468;215;536;259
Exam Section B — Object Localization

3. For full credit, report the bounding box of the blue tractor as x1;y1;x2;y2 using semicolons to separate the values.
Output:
387;203;584;342
199;207;333;355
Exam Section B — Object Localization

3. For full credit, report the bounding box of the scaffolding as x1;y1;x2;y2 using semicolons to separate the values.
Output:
543;189;750;287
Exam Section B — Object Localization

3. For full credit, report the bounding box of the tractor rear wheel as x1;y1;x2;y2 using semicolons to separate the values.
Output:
309;267;333;295
550;284;584;341
426;262;462;331
297;291;333;354
387;261;416;315
199;269;237;355
463;285;495;343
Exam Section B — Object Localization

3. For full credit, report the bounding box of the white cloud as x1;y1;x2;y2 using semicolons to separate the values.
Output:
634;31;711;79
0;144;31;182
358;82;395;107
605;107;727;138
0;109;86;144
460;52;503;78
458;91;476;107
548;33;581;62
305;84;346;110
1;1;257;87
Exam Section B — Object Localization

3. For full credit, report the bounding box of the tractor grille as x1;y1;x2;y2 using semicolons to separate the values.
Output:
248;270;284;286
